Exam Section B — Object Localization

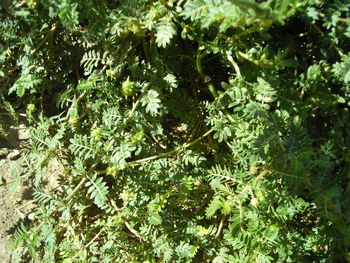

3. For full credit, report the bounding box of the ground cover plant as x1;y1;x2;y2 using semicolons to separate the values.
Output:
1;0;350;262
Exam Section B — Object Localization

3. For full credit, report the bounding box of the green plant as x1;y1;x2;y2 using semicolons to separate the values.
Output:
1;0;350;262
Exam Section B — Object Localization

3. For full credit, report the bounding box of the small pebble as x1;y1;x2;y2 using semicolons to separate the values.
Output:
28;212;36;221
0;148;9;158
18;124;30;140
7;150;21;160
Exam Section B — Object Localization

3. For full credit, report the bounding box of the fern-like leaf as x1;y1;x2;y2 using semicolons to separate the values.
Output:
183;0;209;22
141;89;161;116
155;19;177;48
13;223;29;248
85;173;109;208
33;188;55;204
81;50;110;75
153;236;173;262
69;134;100;160
206;196;223;218
332;53;350;84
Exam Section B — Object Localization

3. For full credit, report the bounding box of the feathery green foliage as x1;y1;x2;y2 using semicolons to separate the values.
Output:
1;0;350;262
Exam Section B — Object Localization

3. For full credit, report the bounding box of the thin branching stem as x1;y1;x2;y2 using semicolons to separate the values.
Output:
129;128;214;165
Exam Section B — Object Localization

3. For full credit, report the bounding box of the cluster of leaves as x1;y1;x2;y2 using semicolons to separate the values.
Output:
1;0;350;262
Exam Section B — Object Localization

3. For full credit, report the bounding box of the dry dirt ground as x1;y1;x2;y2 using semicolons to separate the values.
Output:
0;114;63;263
0;117;32;262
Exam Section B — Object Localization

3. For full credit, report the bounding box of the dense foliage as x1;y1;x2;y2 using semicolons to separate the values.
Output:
1;0;350;262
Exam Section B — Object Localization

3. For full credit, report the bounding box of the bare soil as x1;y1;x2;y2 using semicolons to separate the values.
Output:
0;116;32;262
0;114;63;262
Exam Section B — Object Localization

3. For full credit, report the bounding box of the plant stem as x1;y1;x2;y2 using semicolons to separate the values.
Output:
126;98;141;122
196;42;235;123
215;217;225;239
196;48;204;79
111;200;145;241
31;24;57;55
0;24;57;84
129;128;214;165
66;177;87;202
67;138;116;201
227;55;242;78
